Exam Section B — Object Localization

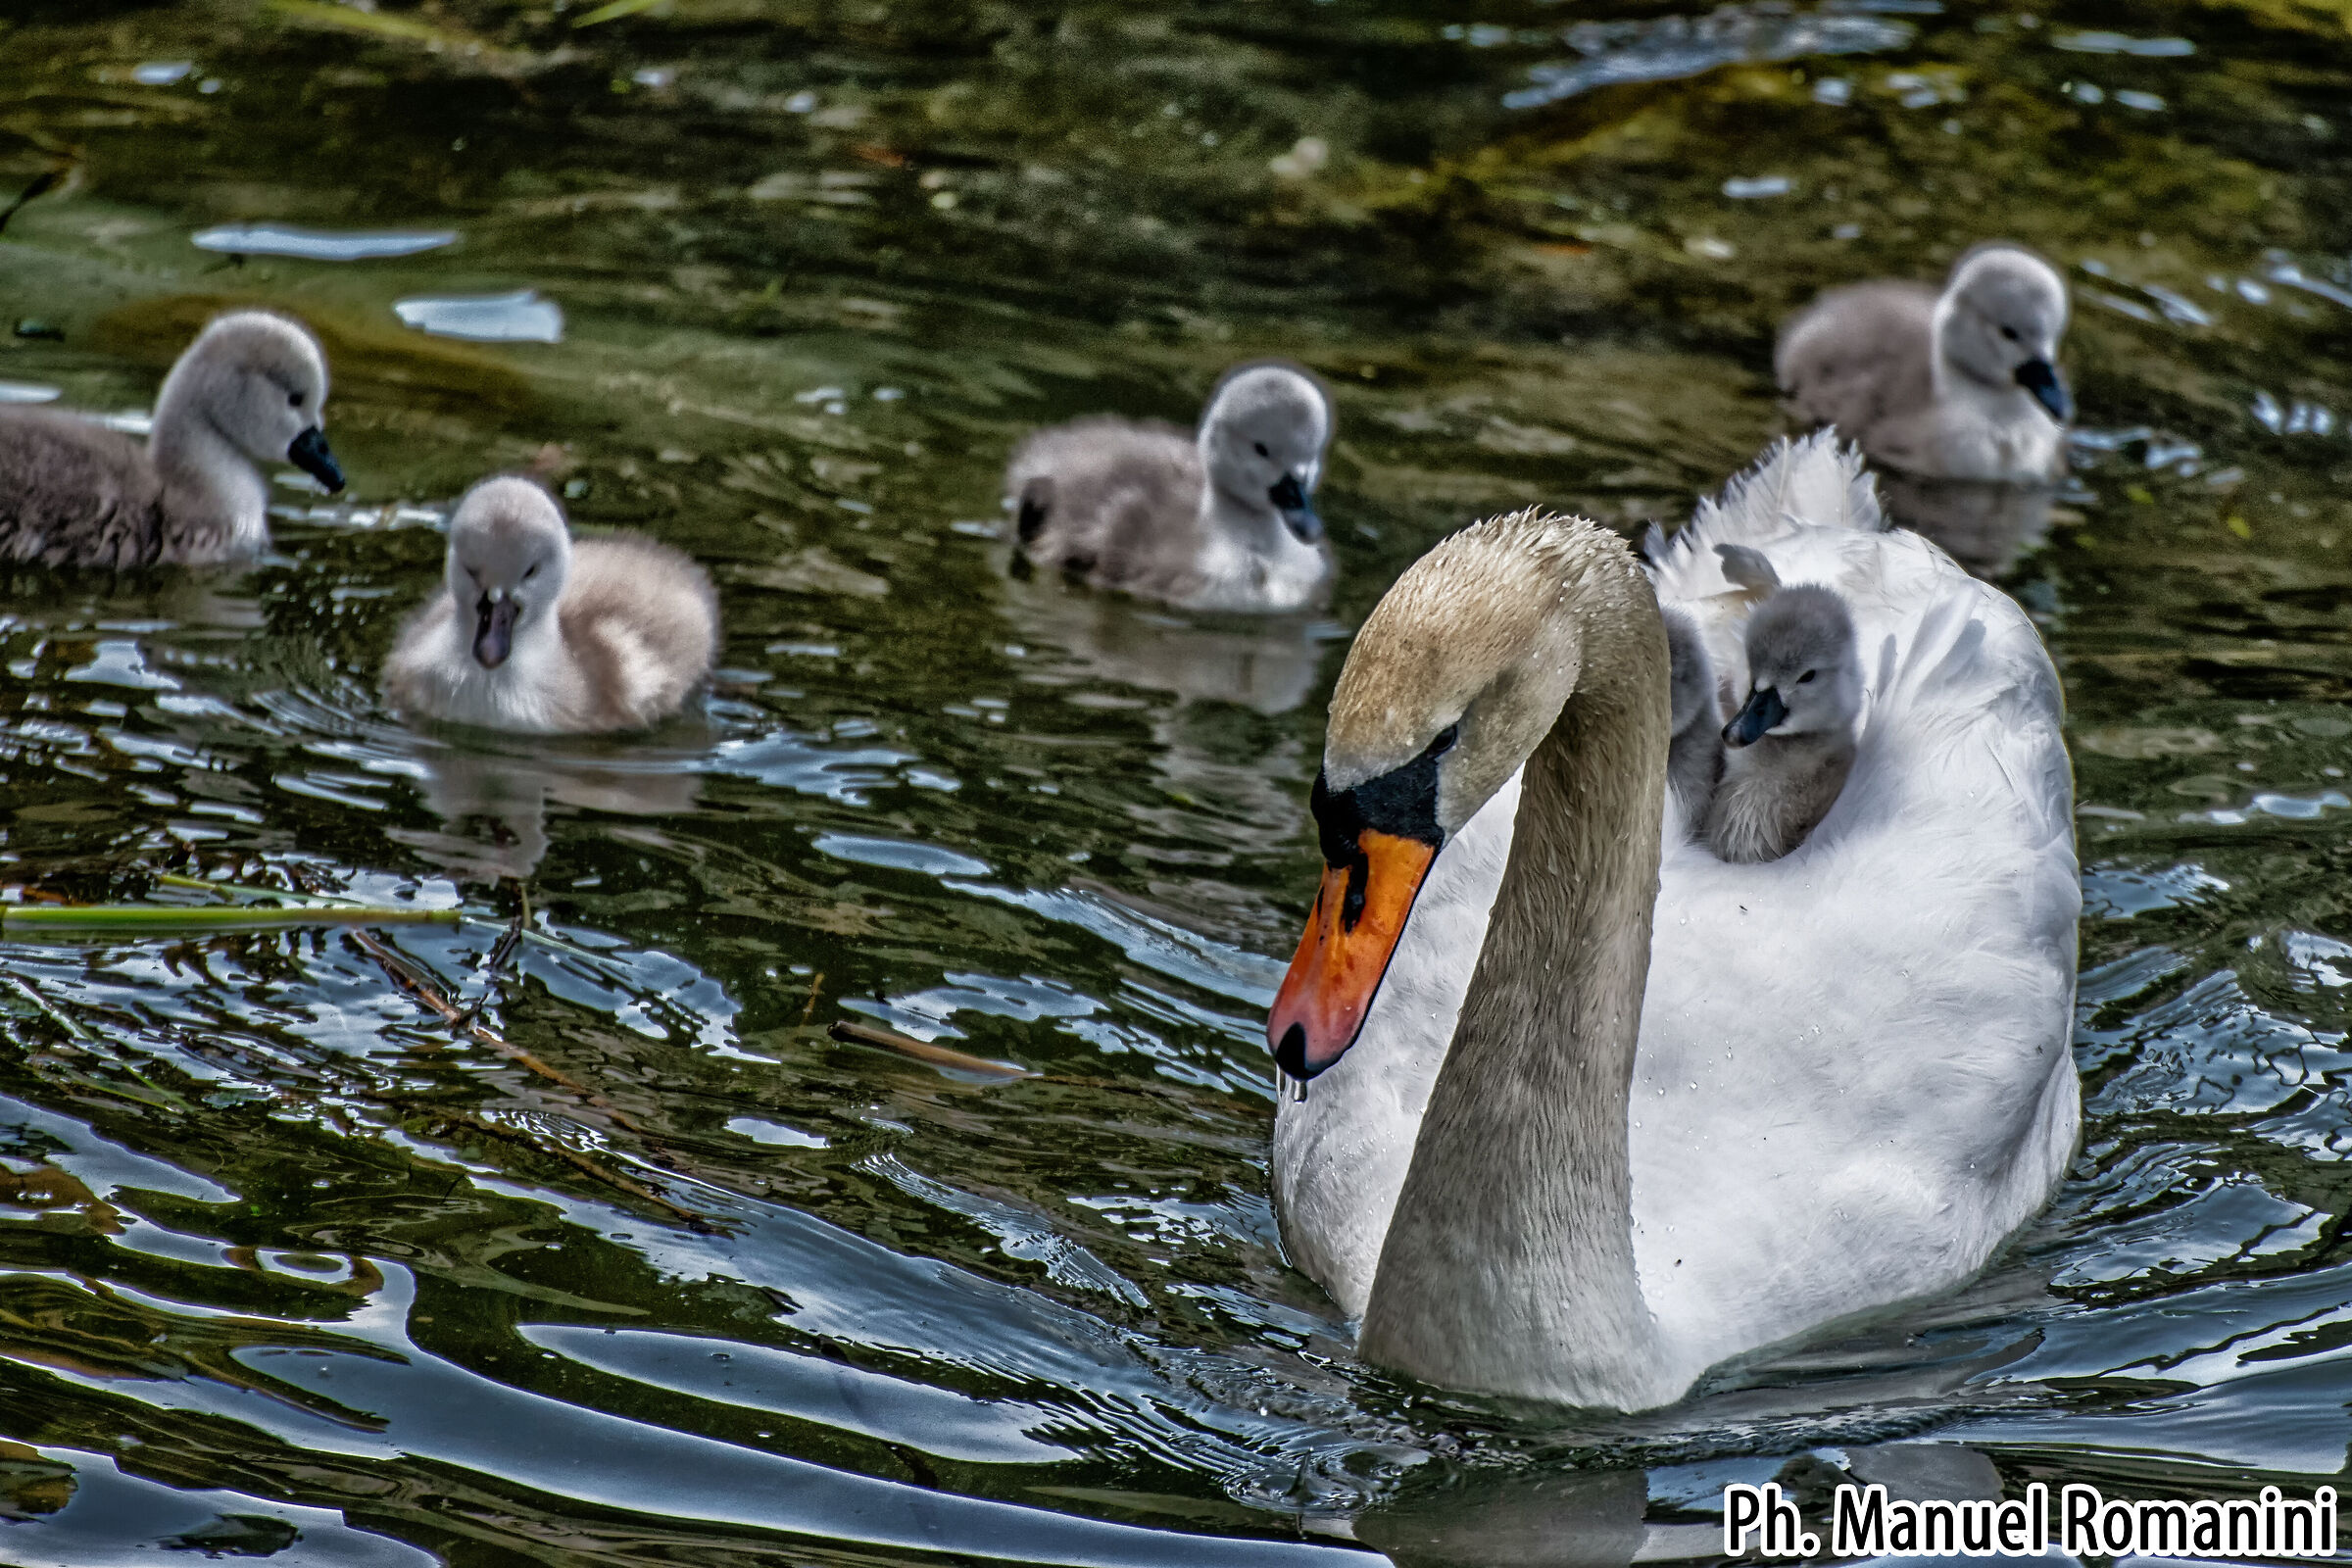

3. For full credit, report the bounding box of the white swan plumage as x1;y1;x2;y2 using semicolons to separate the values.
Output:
1267;432;2079;1410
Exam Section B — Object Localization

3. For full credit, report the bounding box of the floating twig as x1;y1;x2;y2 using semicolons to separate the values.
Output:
459;904;526;1032
827;1018;1033;1080
347;927;660;1147
7;976;86;1042
349;929;574;1079
0;168;63;237
437;1109;708;1230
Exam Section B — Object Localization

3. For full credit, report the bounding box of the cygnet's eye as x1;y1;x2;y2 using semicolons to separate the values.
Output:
287;391;305;408
1797;669;1817;684
523;564;539;580
1426;723;1459;759
1998;325;2018;343
1253;441;1270;458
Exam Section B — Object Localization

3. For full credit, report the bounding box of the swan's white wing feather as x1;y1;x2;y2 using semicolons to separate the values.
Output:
1646;431;1884;608
1637;524;2078;1389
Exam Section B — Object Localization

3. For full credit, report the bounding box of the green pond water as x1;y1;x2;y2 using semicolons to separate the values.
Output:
1;0;2351;1561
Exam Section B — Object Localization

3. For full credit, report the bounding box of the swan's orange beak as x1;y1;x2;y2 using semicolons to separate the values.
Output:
1268;830;1437;1080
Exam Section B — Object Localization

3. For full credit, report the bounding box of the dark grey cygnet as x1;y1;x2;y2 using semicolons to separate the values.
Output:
1003;360;1335;613
1777;243;2072;484
1660;604;1722;834
1706;575;1862;864
0;311;343;568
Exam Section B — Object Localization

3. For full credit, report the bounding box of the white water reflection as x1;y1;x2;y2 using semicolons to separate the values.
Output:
1505;3;1918;109
392;289;564;343
189;225;459;261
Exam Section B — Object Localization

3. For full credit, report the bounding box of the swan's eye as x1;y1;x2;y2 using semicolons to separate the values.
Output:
287;391;305;408
1998;325;2018;343
523;564;539;580
1797;669;1817;684
1426;724;1458;759
1253;441;1270;458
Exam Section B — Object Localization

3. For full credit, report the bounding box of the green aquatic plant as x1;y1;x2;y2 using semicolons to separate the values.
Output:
1;902;461;932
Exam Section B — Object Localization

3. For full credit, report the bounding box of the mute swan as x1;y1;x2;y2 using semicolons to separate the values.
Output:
0;311;344;567
1779;244;2072;487
1266;433;2079;1410
1659;606;1721;832
1702;543;1862;864
1004;360;1335;613
384;476;718;735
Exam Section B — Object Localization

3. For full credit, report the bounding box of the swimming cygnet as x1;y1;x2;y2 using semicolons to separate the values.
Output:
1705;570;1862;865
1004;360;1335;613
1660;604;1722;832
1777;243;2073;489
384;476;718;735
0;311;344;568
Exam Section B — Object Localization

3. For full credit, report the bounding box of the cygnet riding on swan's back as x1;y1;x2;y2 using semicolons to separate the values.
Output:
384;476;718;736
1659;605;1722;832
1267;433;2078;1410
0;311;344;568
1703;544;1862;864
1004;360;1335;613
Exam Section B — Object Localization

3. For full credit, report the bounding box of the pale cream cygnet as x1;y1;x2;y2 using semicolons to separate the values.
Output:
384;476;717;735
0;311;343;567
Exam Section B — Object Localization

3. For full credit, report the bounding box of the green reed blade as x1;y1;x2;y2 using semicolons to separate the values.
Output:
3;905;462;932
571;0;666;26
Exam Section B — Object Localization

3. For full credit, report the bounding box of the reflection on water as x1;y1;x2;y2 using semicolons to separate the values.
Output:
2;0;2352;1560
393;733;707;881
1873;468;2062;579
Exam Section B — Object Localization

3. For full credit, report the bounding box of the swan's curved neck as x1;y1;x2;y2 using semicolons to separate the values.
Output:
1359;592;1671;1407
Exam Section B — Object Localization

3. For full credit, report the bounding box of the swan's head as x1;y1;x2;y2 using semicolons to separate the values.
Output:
1722;585;1860;749
1199;361;1334;545
445;476;573;670
1661;605;1714;737
164;312;343;492
1935;244;2072;422
1268;509;1649;1081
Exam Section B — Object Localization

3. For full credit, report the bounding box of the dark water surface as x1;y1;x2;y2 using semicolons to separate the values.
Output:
1;0;2350;1561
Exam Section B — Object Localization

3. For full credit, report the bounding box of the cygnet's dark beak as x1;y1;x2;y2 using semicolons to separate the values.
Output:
2013;359;2073;423
287;426;345;493
472;593;517;669
1724;685;1788;749
1268;471;1322;544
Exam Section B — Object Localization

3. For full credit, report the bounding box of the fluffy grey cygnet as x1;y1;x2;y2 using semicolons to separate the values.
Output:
0;311;344;568
1705;574;1862;864
1777;243;2072;488
1660;604;1722;832
1004;360;1335;613
384;476;718;736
